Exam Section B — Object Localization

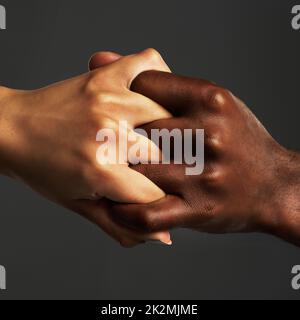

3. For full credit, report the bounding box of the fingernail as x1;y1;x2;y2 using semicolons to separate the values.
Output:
165;239;173;246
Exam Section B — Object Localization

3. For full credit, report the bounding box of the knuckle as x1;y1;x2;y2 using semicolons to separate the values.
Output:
79;117;103;145
142;48;163;62
79;146;110;181
201;167;225;189
95;92;115;106
84;72;102;94
138;210;158;232
98;117;118;131
205;134;224;154
86;114;103;132
73;136;94;167
205;87;232;111
88;92;116;113
74;134;119;187
78;158;96;183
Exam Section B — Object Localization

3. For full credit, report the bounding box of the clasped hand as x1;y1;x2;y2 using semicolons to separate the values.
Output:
0;49;299;248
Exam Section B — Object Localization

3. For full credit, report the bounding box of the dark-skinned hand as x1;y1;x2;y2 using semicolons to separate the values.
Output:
90;52;300;247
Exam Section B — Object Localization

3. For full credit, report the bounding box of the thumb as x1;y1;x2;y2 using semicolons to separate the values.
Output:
88;51;123;71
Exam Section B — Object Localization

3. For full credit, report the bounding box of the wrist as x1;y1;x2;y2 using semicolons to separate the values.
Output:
261;149;300;246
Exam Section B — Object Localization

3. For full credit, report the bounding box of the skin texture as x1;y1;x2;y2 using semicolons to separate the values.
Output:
0;49;174;247
90;54;300;247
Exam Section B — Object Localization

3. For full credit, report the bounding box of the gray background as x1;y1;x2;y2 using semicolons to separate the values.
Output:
0;0;299;300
